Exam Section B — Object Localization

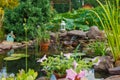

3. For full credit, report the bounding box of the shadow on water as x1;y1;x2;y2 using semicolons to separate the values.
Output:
0;48;47;78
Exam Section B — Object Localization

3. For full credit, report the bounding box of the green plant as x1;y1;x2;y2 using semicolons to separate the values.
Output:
16;69;38;80
41;52;92;77
37;24;50;43
46;7;106;32
3;0;51;42
73;59;93;73
88;41;107;56
0;69;38;80
0;28;4;42
91;0;120;60
41;54;74;77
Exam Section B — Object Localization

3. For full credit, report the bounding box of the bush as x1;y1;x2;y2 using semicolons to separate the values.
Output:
3;0;51;42
46;6;105;32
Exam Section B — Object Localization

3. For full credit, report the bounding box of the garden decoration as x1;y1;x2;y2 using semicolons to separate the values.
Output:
6;31;15;42
60;20;66;32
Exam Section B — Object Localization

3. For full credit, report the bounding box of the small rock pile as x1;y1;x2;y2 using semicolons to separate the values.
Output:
50;26;105;51
0;40;35;53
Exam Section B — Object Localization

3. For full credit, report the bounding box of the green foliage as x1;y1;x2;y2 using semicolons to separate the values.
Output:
37;24;50;43
46;7;104;32
0;0;19;9
0;69;38;80
3;0;51;42
88;41;107;56
75;59;93;73
41;54;73;77
0;28;4;42
16;69;38;80
91;0;120;60
41;52;93;77
4;54;29;61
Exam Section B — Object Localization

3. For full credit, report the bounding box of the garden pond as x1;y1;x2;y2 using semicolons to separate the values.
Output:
0;48;110;79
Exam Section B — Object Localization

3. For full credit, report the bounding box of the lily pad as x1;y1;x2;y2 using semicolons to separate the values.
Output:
11;54;29;57
4;56;22;61
4;54;29;61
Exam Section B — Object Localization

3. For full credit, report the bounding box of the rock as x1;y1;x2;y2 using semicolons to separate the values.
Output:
94;56;114;71
66;46;74;50
86;26;105;40
63;41;72;47
12;45;20;49
115;60;120;67
72;41;78;47
0;44;12;50
108;67;120;75
50;32;56;38
105;75;120;80
58;78;68;80
0;49;2;52
59;32;67;37
36;77;48;80
67;30;86;38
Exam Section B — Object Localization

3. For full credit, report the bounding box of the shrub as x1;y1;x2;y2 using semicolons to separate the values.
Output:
3;0;51;42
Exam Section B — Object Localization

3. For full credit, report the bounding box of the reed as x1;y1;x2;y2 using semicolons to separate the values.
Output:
91;0;120;60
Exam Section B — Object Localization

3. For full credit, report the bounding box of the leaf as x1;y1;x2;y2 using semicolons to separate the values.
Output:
4;54;29;61
11;53;29;57
4;56;22;61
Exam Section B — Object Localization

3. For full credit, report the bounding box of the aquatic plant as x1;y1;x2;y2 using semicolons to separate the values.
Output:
91;0;120;60
4;54;29;61
24;23;28;72
0;69;38;80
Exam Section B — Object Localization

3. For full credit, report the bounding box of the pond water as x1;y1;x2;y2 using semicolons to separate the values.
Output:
0;48;45;78
0;48;110;79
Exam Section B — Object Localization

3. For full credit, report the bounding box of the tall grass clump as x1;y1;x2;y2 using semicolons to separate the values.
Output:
91;0;120;61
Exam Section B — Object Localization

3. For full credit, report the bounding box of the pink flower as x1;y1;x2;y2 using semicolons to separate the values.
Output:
66;69;85;80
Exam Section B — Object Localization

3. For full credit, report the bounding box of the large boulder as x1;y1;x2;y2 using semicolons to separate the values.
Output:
104;75;120;80
94;56;114;71
0;44;12;50
108;67;120;75
86;26;105;40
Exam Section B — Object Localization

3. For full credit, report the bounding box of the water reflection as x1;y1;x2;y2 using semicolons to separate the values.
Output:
0;49;41;78
7;49;14;56
0;67;7;78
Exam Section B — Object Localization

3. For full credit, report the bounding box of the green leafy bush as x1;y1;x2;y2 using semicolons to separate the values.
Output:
46;6;104;32
3;0;51;42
